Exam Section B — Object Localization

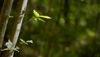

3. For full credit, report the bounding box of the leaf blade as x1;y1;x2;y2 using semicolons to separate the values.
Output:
39;15;51;19
33;10;39;17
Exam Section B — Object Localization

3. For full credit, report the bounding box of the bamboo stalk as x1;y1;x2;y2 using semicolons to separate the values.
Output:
1;0;28;57
0;0;14;56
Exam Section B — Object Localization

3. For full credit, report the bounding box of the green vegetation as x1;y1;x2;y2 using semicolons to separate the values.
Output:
0;0;99;57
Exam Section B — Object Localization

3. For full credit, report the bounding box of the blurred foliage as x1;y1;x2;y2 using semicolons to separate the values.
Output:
5;0;100;57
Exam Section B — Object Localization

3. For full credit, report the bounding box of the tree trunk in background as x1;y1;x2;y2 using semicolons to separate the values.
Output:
0;0;4;13
64;0;69;24
93;0;98;57
0;0;14;56
56;0;65;25
95;0;98;39
1;0;28;57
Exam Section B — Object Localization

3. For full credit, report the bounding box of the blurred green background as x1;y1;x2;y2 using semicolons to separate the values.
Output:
6;0;99;57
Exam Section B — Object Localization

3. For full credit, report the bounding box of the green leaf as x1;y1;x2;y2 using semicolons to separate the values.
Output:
33;10;39;17
32;9;52;23
9;16;14;18
13;46;20;52
20;39;28;45
38;18;45;22
26;40;33;44
39;15;51;19
32;16;35;19
34;18;38;22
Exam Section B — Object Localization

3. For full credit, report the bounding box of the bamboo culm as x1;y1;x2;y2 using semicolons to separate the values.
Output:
1;0;28;57
0;0;14;56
